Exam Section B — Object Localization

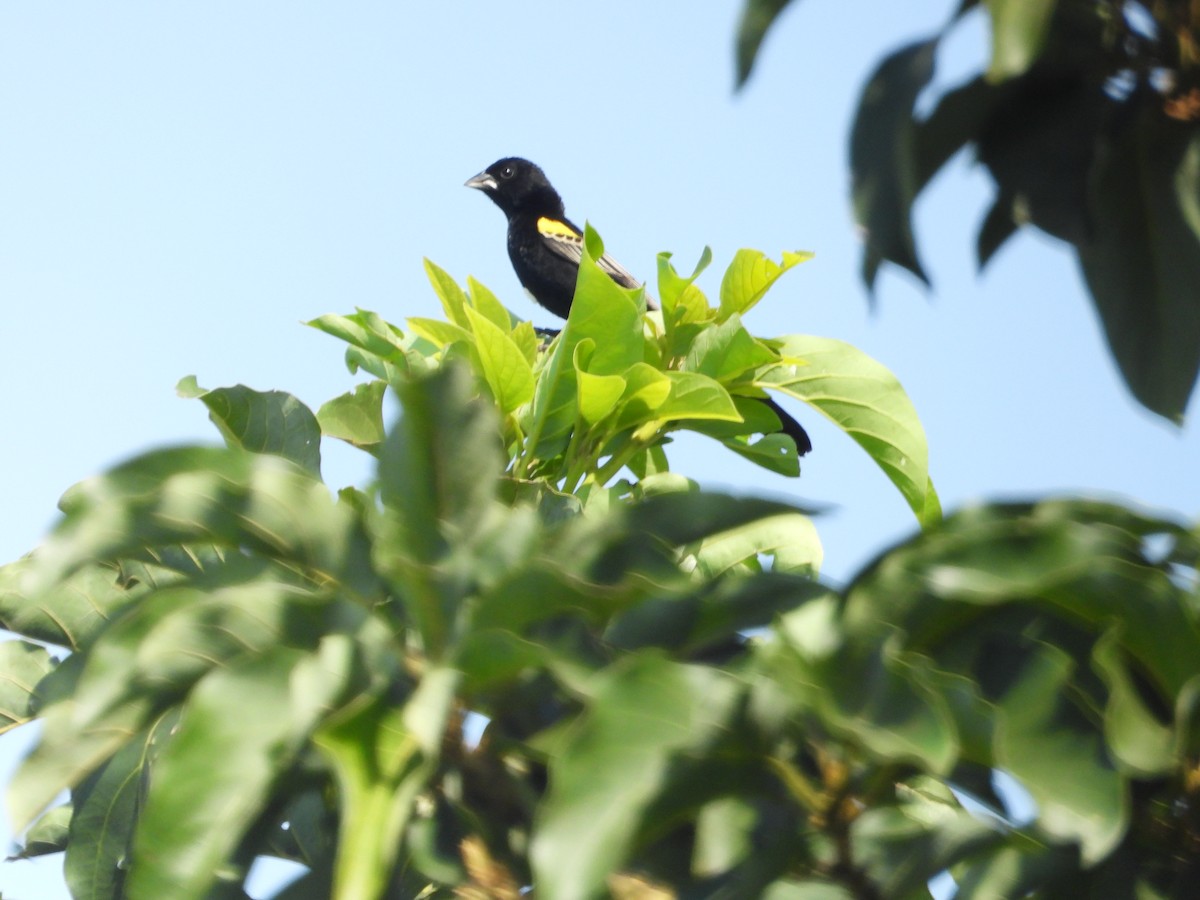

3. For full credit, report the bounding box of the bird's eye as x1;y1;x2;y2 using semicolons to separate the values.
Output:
500;164;516;179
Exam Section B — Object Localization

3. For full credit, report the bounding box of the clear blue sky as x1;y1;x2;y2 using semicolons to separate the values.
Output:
3;3;1196;897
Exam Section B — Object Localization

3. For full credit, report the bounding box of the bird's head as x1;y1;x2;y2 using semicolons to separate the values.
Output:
465;157;565;218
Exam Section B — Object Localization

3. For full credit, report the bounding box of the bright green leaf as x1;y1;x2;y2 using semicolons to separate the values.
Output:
767;334;939;526
718;249;812;320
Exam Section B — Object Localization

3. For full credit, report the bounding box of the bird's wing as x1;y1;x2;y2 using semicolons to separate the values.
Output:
536;217;656;304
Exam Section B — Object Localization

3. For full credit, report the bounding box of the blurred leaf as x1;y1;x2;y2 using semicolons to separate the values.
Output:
718;249;812;321
0;559;137;650
25;446;373;601
15;803;72;859
768;335;939;526
0;640;56;733
976;194;1019;269
914;75;997;188
851;39;937;289
733;0;796;88
1091;628;1174;777
66;716;172;900
8;582;325;830
315;669;455;900
380;363;504;565
984;0;1058;81
993;643;1126;864
686;512;820;578
531;654;742;900
317;380;387;455
125;645;349;900
851;781;1006;898
1077;104;1200;421
176;377;321;476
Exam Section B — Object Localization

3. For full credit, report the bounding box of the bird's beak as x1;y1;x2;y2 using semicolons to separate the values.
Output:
464;171;497;191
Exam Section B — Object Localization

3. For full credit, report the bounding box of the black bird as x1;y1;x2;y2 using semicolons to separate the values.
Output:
466;157;811;456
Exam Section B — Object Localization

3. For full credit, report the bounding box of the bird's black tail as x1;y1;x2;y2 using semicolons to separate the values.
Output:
764;397;813;456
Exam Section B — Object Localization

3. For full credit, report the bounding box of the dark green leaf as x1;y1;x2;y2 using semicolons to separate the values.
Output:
851;779;1006;898
1077;104;1200;421
66;717;173;900
531;654;742;900
851;39;938;289
733;0;797;88
15;803;72;859
177;377;321;476
125;648;333;900
26;446;373;601
0;640;57;733
976;194;1019;269
0;559;137;650
379;363;504;564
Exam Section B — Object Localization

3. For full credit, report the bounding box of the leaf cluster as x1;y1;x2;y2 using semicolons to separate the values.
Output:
736;0;1200;421
3;239;1196;899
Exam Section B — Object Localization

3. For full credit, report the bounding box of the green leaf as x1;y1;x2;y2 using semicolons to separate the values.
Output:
317;380;387;455
465;305;536;414
0;640;56;733
9;580;334;832
768;335;939;526
0;559;139;650
307;310;423;385
993;643;1127;864
531;654;742;900
686;512;821;578
525;228;643;457
850;39;938;289
466;275;515;331
659;371;742;423
733;0;796;88
611;364;673;432
656;249;715;359
1077;106;1200;421
176;377;322;476
125;647;338;900
576;369;626;427
984;0;1058;81
851;780;1007;899
1091;628;1175;777
315;675;452;900
423;258;471;329
23;446;372;601
379;363;504;562
406;316;472;350
15;803;72;859
66;716;172;900
718;249;812;321
684;314;778;383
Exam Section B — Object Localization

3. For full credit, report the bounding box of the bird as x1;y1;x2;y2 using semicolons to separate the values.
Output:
466;157;811;456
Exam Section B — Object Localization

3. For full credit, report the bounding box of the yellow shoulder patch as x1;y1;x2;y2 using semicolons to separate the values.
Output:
537;217;580;240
